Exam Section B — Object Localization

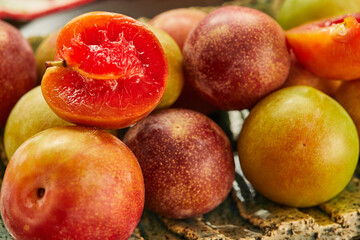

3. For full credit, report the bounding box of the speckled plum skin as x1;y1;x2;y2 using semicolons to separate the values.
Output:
0;20;37;127
124;108;235;219
183;6;291;110
0;126;145;240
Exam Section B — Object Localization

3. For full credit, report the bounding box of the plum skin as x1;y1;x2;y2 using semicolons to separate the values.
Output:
0;20;37;127
183;6;291;111
149;8;207;49
335;80;360;145
4;86;72;159
0;126;145;240
282;51;342;97
238;86;359;208
124;108;235;219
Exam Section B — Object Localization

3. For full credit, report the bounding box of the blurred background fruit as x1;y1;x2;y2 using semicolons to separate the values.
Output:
27;35;45;52
282;51;342;97
334;80;360;147
149;8;207;50
277;0;360;30
35;30;60;81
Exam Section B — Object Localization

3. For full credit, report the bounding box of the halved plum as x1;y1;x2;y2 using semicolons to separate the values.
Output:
286;13;360;80
41;11;168;129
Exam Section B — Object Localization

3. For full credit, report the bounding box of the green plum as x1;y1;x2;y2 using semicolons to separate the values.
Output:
4;86;72;159
277;0;360;30
238;86;359;208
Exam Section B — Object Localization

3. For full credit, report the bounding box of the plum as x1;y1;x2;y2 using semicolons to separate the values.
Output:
334;80;360;145
149;8;212;113
35;30;59;81
149;8;207;49
282;52;342;97
1;126;144;240
4;86;72;159
183;6;290;111
0;20;37;127
238;86;359;208
123;108;235;219
41;12;168;129
147;26;184;110
277;0;360;30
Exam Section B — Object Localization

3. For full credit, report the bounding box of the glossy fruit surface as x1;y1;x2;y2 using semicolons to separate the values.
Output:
150;8;215;114
0;20;37;127
149;8;207;49
238;86;359;207
124;108;235;219
183;6;290;110
282;52;342;97
41;11;168;129
286;14;360;80
334;80;360;143
4;86;72;159
35;30;59;80
277;0;360;30
147;26;184;110
1;126;144;240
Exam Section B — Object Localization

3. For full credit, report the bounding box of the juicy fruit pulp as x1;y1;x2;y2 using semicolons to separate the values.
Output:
42;11;168;129
1;126;145;240
286;13;360;80
238;86;359;208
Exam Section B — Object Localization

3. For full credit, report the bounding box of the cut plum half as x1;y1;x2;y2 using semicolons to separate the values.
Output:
286;13;360;80
41;12;168;129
